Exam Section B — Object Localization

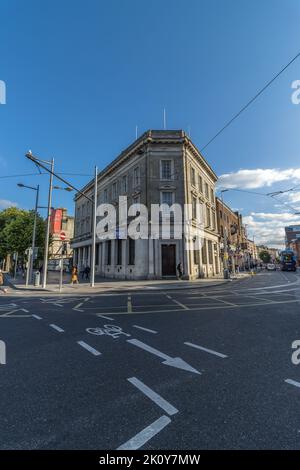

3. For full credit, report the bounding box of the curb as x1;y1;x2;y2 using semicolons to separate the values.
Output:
3;274;249;296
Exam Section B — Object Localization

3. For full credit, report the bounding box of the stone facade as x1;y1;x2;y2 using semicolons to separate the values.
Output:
71;130;220;280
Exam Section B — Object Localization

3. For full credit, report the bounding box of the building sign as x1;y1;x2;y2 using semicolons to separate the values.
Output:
50;209;63;234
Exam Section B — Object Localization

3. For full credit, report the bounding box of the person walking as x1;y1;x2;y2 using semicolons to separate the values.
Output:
0;269;7;294
71;266;79;285
176;261;183;280
84;265;91;281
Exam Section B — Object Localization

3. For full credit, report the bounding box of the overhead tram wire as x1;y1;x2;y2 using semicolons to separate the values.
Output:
200;51;300;153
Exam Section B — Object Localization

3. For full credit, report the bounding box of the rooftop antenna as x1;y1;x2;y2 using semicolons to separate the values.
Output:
188;126;191;138
163;108;166;130
135;125;138;140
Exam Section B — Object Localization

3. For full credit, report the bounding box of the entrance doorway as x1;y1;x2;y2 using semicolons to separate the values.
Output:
161;244;176;276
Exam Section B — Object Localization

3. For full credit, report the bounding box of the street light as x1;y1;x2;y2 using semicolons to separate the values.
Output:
17;183;40;285
220;189;230;279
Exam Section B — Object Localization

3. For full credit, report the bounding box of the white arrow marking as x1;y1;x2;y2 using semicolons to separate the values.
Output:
117;415;171;450
127;338;200;374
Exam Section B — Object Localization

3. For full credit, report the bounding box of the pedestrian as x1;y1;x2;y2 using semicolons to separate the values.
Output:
177;261;183;280
84;265;90;281
71;266;79;285
0;269;8;294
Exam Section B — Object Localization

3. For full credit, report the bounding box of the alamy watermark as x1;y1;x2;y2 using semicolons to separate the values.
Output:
0;340;6;365
95;196;206;251
0;80;6;104
291;340;300;365
291;80;300;104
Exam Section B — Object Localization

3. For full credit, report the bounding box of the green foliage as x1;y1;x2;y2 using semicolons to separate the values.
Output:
259;250;271;264
0;207;46;261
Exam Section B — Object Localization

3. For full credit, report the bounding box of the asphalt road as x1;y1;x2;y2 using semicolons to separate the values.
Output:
1;270;300;450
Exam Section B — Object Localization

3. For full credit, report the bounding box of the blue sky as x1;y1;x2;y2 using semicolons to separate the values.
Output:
1;0;300;246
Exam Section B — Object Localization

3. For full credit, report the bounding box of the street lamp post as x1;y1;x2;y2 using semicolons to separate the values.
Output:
17;183;40;284
42;158;54;289
221;189;230;279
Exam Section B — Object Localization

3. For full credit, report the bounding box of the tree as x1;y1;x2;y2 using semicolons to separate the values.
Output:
259;250;271;264
0;207;46;265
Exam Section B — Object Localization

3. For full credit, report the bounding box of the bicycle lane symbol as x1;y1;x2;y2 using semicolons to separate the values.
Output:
86;325;131;339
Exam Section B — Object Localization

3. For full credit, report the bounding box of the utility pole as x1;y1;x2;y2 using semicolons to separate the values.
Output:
42;158;54;289
90;166;98;287
30;184;39;283
221;189;230;279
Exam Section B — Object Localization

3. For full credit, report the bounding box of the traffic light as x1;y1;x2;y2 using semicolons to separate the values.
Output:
61;242;68;255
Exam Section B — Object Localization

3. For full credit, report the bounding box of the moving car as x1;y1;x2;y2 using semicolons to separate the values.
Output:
267;263;276;271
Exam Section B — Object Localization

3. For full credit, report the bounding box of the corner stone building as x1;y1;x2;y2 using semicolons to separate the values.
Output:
71;130;220;280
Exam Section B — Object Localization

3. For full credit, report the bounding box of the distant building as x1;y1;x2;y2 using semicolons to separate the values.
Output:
216;197;248;271
256;245;279;262
49;208;74;260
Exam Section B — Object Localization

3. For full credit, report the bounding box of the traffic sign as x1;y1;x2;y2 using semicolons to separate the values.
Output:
60;231;66;241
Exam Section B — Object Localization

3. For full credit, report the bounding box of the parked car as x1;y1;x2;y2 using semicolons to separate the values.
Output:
267;263;276;271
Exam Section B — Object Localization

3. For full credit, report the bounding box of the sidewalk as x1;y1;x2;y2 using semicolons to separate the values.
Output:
4;271;250;295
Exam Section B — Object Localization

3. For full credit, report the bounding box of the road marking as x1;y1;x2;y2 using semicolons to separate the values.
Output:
32;314;42;320
77;340;101;356
95;298;300;316
169;297;189;310
184;342;227;358
49;324;64;333
117;415;171;450
127;295;132;313
97;314;114;320
74;302;83;310
133;325;157;334
285;378;300;388
128;377;178;415
127;338;200;374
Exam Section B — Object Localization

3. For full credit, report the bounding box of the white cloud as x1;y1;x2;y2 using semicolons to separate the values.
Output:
0;199;18;210
243;212;300;248
218;168;300;189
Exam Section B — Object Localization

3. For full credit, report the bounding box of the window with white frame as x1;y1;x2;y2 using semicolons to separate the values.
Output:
160;160;173;180
192;196;197;219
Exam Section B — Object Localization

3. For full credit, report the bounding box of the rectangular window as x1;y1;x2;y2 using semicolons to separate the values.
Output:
191;167;196;186
210;188;214;204
117;239;122;265
193;243;199;265
198;176;203;193
161;191;173;207
104;189;108;202
134;167;140;187
112;182;117;199
205;182;209;199
128;238;135;265
122;175;127;193
106;240;111;265
202;240;207;264
192;197;197;219
160;160;172;180
208;240;213;264
206;206;211;227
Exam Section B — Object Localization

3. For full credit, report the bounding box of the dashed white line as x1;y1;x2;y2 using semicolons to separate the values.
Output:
74;302;83;310
128;377;178;416
285;378;300;388
184;341;228;358
77;340;101;356
32;314;42;320
117;415;171;450
133;325;157;334
49;324;64;333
